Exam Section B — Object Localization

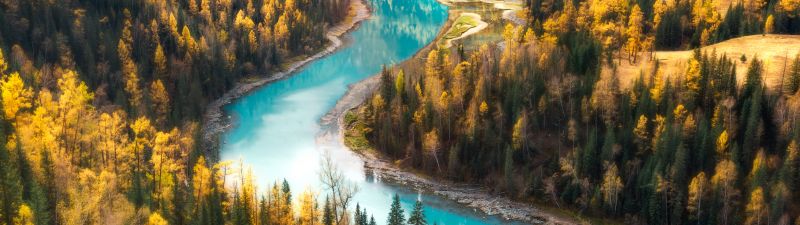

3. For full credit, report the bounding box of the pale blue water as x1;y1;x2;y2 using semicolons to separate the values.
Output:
221;0;523;224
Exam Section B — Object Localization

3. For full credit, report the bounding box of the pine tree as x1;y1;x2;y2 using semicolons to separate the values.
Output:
407;200;427;225
323;196;334;225
0;131;22;225
387;194;405;225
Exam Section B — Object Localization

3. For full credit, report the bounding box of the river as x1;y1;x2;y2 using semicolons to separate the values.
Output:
220;0;523;224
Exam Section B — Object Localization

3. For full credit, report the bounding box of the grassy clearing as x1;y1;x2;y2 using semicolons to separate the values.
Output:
343;111;372;153
613;35;800;90
443;14;480;40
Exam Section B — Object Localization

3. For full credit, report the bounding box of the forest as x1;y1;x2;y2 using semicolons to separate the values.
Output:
0;0;426;224
349;0;800;224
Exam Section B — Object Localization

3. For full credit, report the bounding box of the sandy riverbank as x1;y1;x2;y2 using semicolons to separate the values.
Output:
201;0;370;160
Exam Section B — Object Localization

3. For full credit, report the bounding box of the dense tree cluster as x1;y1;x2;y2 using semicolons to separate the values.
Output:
352;0;800;224
0;0;355;224
0;0;351;124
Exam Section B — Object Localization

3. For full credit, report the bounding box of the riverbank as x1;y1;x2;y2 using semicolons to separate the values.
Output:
201;0;370;161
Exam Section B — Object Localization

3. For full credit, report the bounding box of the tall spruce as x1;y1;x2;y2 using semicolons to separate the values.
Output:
387;194;405;225
407;200;427;225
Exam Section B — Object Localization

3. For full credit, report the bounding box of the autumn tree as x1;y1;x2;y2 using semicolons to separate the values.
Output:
765;15;775;35
712;160;738;225
0;72;32;121
687;172;708;223
150;80;170;127
298;189;320;225
626;4;644;63
601;163;623;212
745;187;767;225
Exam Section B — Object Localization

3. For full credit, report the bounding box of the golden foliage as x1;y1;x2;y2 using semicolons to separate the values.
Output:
149;80;170;126
744;187;767;225
1;72;32;120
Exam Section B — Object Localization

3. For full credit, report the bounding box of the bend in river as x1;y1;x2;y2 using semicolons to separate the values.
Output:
221;0;522;224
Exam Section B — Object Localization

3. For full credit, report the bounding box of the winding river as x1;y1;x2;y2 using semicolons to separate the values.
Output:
220;0;520;224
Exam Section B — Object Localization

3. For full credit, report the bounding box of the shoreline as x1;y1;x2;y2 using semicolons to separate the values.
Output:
319;5;581;225
201;0;370;161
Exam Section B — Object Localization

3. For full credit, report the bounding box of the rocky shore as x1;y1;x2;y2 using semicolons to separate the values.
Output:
201;0;370;161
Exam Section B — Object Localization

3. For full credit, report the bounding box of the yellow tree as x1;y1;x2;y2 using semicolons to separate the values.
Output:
148;213;169;225
650;68;666;104
57;70;94;160
780;0;800;17
274;13;292;53
150;80;170;127
192;156;212;205
423;129;442;172
13;204;34;225
98;110;129;173
451;62;469;109
765;15;775;34
633;115;649;155
600;163;623;211
744;187;767;225
0;72;32;121
685;58;702;100
0;46;7;73
653;0;676;27
625;4;644;63
118;18;142;111
298;189;320;225
717;130;729;155
512;111;528;151
153;43;167;80
182;26;198;55
687;172;708;222
130;117;155;179
151;130;179;208
712;160;738;225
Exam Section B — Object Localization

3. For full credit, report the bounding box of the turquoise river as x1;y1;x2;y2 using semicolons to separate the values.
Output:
221;0;523;224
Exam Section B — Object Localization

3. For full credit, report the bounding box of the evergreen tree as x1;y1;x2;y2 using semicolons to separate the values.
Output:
323;196;334;225
387;194;405;225
407;200;427;225
0;130;21;225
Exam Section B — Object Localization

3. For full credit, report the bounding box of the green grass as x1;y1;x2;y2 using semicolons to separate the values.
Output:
443;15;480;40
343;111;373;153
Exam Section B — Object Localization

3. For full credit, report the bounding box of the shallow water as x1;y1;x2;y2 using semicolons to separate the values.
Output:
221;0;523;224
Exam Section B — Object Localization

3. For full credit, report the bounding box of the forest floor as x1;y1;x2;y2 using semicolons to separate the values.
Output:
321;1;592;224
611;34;800;91
201;0;370;161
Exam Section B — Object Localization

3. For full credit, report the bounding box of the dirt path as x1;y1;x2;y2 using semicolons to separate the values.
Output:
201;0;370;161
